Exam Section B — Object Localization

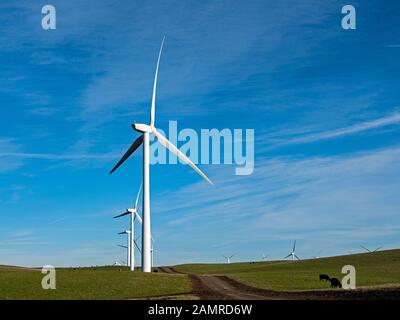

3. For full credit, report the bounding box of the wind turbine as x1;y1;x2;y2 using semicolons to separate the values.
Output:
261;253;268;261
222;254;235;264
118;230;131;267
284;240;300;261
109;37;213;272
113;260;125;266
312;250;322;259
360;245;383;253
114;185;143;271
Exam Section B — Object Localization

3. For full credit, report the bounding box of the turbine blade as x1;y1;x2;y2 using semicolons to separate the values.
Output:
114;211;130;219
150;36;165;127
134;210;142;224
293;240;296;252
295;255;300;260
118;231;126;235
117;245;128;249
134;184;142;209
360;245;371;252
110;135;144;174
152;128;213;184
284;254;291;259
374;246;383;252
134;240;141;253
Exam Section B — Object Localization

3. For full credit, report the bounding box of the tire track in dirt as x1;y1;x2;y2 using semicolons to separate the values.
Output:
159;267;400;300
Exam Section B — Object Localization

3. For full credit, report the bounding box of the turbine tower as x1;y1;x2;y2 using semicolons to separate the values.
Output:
284;240;300;261
118;230;131;267
114;185;142;271
110;37;213;272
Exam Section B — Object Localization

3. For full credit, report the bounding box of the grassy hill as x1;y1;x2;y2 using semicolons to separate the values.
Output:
0;266;190;299
1;250;399;299
174;249;400;291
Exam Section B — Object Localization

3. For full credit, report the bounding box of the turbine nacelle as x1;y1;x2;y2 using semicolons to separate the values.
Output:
132;123;153;133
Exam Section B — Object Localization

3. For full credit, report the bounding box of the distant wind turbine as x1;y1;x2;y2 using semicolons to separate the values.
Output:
109;36;213;273
222;254;236;264
118;230;131;267
360;245;383;253
261;253;268;261
313;250;322;259
284;240;300;261
114;185;142;271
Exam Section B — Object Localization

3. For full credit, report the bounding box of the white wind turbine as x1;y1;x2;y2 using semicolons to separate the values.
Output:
118;230;131;267
312;250;322;259
114;185;143;271
110;37;213;272
261;253;268;261
113;260;125;266
222;254;236;264
284;240;300;261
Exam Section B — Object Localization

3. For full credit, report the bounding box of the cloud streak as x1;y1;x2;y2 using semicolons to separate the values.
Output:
269;113;400;148
0;152;117;160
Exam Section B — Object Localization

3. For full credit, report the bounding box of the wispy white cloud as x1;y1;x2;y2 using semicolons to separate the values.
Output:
0;139;24;173
267;113;400;148
50;217;66;224
0;229;46;247
0;152;117;160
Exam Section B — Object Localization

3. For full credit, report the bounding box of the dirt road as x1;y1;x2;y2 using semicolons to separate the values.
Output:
189;274;284;300
158;267;400;300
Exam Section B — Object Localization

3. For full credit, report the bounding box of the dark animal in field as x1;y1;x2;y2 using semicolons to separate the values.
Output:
329;277;342;288
319;274;330;281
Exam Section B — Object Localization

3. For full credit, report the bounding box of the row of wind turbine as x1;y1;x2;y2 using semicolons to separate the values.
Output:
114;186;142;270
109;36;213;272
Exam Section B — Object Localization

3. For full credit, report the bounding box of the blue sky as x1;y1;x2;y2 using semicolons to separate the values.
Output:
1;0;400;267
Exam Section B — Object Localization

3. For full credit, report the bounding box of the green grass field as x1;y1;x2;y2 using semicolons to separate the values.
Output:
174;249;400;291
0;266;191;300
1;250;399;299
